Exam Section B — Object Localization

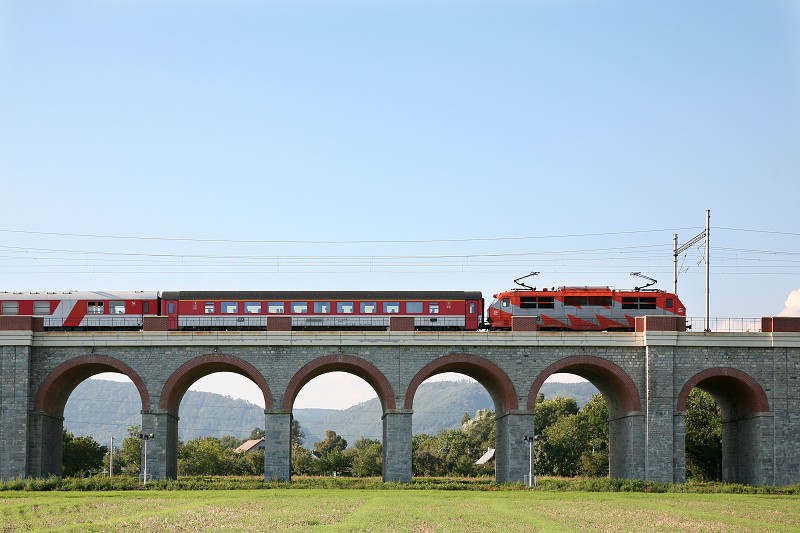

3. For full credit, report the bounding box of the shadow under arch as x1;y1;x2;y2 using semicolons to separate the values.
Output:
35;354;150;416
282;354;396;411
403;354;518;414
527;355;642;419
677;367;772;485
159;354;274;414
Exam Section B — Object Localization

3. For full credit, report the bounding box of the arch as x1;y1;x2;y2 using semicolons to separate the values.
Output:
677;367;770;417
282;355;396;411
35;355;150;416
159;354;273;413
527;355;642;417
403;354;518;414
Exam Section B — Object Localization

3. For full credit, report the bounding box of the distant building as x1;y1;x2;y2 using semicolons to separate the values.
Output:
475;448;495;466
235;438;265;453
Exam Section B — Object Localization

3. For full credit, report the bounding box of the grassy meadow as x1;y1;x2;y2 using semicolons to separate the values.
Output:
2;487;799;532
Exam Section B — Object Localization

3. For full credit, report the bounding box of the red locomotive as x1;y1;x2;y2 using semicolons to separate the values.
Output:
486;273;685;331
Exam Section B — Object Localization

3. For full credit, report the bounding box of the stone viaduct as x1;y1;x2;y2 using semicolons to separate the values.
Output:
1;316;798;485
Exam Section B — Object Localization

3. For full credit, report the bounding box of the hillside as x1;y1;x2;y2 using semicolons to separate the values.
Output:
63;378;598;448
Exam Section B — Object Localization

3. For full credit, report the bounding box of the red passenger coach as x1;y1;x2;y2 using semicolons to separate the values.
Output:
0;291;160;330
161;291;484;331
486;286;685;331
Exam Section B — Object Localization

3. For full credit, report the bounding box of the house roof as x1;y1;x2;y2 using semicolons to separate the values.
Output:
475;448;495;465
235;438;265;453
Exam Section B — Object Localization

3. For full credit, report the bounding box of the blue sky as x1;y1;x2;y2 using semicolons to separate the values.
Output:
2;1;799;409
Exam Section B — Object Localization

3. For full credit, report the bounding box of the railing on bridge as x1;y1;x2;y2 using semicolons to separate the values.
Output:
685;317;761;333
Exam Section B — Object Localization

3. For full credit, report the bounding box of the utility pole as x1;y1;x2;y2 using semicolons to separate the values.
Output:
673;210;711;331
109;436;113;478
139;433;155;485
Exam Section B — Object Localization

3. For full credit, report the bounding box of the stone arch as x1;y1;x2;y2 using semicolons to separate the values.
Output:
677;367;769;417
403;354;518;414
35;355;150;416
527;355;642;418
159;354;273;414
676;367;772;485
282;355;396;411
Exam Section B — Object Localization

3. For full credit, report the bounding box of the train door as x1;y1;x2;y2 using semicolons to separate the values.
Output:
165;299;178;330
465;299;482;330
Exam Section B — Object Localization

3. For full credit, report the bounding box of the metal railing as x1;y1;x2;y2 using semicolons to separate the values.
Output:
684;317;762;333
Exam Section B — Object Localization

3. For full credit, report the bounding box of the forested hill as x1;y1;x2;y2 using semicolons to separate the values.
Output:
63;379;598;448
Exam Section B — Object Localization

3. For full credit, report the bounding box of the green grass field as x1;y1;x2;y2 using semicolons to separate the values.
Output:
2;489;798;532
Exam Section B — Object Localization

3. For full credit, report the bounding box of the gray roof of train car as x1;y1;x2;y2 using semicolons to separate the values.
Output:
161;290;483;300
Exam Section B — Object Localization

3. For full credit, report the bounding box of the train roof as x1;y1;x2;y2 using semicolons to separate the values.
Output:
0;291;159;301
162;290;483;301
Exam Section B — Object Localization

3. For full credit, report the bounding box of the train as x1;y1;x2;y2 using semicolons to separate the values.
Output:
0;278;685;332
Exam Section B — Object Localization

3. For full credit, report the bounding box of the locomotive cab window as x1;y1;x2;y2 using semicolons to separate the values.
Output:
33;301;51;315
110;301;126;314
337;302;354;314
2;301;19;315
501;298;510;308
666;298;674;309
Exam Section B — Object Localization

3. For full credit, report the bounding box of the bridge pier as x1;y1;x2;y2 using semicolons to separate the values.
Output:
1;344;33;479
609;413;646;480
495;411;535;483
264;410;291;481
141;410;179;480
28;412;63;478
382;409;413;482
723;412;774;486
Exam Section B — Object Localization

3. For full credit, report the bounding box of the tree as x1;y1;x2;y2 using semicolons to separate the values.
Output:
685;388;722;481
179;436;241;476
116;425;143;476
534;396;579;436
312;430;350;475
577;394;609;477
348;438;382;477
314;430;347;457
62;429;107;477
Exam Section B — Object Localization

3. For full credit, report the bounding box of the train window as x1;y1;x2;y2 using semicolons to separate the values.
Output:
314;302;331;313
501;298;510;308
406;301;423;313
110;301;126;314
87;302;104;314
564;296;586;307
520;297;555;309
360;302;377;314
666;298;674;309
221;302;238;314
168;302;175;314
33;301;51;315
337;302;354;314
383;302;400;314
429;302;440;314
205;302;215;314
268;302;285;314
143;302;150;314
291;302;308;314
639;298;657;310
245;302;262;314
587;296;612;307
2;301;19;315
469;302;476;314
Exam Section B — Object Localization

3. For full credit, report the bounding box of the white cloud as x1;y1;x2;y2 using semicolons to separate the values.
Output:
779;289;800;316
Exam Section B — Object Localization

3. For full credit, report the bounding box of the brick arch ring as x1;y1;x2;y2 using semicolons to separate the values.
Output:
35;355;150;416
282;354;396;411
527;355;642;417
159;354;273;413
676;367;770;415
403;354;519;414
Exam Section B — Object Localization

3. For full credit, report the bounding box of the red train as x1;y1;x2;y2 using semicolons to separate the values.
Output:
0;281;685;332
